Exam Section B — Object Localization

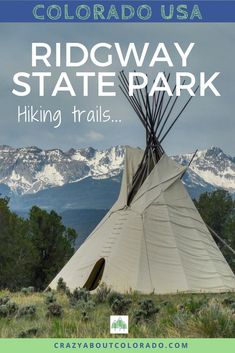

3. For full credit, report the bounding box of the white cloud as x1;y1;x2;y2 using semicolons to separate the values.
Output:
86;130;104;141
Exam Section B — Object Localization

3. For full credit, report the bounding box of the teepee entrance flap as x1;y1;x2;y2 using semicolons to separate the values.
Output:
131;154;186;212
111;146;144;212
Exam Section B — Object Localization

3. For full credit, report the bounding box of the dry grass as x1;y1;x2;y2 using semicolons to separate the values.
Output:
0;289;235;338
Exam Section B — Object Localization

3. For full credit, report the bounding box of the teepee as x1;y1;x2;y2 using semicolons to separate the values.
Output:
49;72;235;294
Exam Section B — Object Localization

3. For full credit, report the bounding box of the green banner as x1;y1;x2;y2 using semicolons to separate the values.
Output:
0;338;235;353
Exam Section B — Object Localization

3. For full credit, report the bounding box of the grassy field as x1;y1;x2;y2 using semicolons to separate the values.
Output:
0;286;235;338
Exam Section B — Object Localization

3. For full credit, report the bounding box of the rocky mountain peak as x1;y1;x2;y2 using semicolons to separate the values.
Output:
0;145;234;196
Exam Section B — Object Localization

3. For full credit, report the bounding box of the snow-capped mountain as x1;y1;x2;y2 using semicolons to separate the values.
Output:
173;147;235;195
0;144;235;197
0;145;124;195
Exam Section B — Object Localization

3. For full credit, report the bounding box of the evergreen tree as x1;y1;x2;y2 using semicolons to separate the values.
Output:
0;197;36;290
28;206;77;290
195;190;234;236
224;216;235;272
0;198;77;290
195;190;235;272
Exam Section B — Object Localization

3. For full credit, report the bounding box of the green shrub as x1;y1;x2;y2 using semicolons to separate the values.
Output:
65;287;71;298
222;295;235;306
18;328;38;338
230;302;235;310
21;287;34;295
133;299;159;324
46;303;63;318
74;288;90;301
111;297;132;315
69;288;90;306
45;292;57;305
106;291;131;314
0;305;8;317
107;291;123;306
195;299;235;338
27;286;35;293
95;283;111;303
77;300;95;321
0;301;18;317
18;305;36;317
0;296;10;305
6;301;18;315
171;312;191;330
57;278;67;293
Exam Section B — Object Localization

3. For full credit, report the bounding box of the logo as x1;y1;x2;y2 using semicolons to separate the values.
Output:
110;315;128;334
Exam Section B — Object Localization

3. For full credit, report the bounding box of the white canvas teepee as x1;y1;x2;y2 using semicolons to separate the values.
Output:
49;72;235;293
49;147;235;293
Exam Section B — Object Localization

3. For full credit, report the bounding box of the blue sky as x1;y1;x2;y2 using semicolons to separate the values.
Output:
0;23;234;155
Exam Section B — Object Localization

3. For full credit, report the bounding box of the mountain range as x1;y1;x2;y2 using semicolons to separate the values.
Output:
0;144;234;200
0;145;124;196
0;144;234;247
